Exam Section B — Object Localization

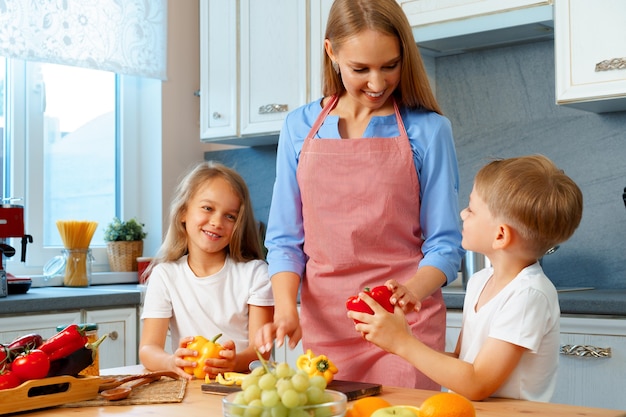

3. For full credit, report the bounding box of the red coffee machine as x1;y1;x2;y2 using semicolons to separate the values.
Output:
0;204;33;297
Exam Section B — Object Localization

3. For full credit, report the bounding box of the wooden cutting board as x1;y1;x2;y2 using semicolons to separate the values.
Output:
201;379;382;401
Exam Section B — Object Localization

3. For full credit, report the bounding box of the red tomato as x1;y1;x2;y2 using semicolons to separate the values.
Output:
11;349;50;382
0;370;21;390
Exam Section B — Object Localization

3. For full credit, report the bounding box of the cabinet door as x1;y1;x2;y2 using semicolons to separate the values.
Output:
310;0;334;101
85;308;138;369
555;0;626;112
445;311;462;352
239;0;308;136
398;0;551;26
199;0;237;139
551;316;626;410
0;311;82;344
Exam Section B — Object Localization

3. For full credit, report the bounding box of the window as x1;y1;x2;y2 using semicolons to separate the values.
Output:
1;58;158;277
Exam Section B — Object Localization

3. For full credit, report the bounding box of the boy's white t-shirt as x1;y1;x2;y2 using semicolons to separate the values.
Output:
141;255;274;353
459;262;560;402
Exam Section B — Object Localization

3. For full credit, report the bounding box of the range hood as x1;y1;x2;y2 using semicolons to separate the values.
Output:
411;4;554;57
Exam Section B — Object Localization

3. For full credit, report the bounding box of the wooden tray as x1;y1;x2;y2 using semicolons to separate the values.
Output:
0;375;101;414
201;379;382;401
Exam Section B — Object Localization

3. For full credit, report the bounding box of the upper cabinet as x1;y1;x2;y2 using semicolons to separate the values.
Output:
200;0;308;145
398;0;553;56
398;0;554;56
555;0;626;113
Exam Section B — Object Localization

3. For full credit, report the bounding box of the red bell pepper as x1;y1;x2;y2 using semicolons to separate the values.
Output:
38;324;89;361
346;285;394;323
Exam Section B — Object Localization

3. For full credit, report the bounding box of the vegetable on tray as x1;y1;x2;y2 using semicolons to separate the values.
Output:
38;324;90;361
46;333;107;377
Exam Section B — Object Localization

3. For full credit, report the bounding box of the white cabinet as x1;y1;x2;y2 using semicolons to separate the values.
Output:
85;307;138;368
398;0;553;56
552;315;626;410
0;307;138;370
554;0;626;113
445;310;462;352
0;311;83;343
199;0;308;145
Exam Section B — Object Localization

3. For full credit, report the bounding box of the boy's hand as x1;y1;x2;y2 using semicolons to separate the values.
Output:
347;291;412;354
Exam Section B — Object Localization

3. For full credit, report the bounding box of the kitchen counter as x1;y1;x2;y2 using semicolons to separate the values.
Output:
1;284;625;317
10;365;626;417
442;287;626;316
0;284;145;315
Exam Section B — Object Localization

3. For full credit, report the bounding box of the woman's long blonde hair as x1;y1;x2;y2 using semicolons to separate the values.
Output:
153;161;264;268
322;0;442;114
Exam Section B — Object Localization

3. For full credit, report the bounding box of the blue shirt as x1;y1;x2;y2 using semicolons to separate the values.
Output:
265;97;464;284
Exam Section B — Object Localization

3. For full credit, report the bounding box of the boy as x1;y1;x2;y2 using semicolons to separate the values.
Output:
348;155;583;402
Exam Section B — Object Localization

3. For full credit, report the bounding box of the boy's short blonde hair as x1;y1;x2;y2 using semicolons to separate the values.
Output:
474;155;583;256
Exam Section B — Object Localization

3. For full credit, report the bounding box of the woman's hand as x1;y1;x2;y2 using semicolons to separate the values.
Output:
386;279;422;313
255;312;302;354
347;291;413;355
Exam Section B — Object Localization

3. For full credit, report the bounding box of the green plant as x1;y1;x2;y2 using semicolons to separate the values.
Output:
103;217;147;242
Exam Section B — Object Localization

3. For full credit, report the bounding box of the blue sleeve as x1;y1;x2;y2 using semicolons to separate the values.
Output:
408;112;465;284
264;107;309;279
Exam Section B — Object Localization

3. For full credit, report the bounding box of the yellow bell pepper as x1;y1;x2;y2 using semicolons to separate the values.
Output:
296;349;338;383
183;333;223;379
216;372;247;386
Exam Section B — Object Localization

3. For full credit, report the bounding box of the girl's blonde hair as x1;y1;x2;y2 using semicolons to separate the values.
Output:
474;155;583;256
154;161;264;266
322;0;442;114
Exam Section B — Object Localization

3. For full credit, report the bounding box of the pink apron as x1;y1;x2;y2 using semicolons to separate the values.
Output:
296;95;445;389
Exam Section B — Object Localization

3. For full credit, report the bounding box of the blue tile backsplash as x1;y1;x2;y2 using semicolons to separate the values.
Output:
206;40;626;289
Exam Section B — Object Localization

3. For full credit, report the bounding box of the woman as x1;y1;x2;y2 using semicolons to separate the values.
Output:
256;0;463;389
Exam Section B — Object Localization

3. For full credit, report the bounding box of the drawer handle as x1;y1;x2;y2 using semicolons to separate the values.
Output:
560;344;611;358
258;104;288;114
595;57;626;72
108;331;119;341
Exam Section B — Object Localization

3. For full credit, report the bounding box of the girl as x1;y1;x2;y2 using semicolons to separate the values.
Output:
140;161;274;380
256;0;463;389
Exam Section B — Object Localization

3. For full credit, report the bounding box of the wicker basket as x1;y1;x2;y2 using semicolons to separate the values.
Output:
106;240;143;271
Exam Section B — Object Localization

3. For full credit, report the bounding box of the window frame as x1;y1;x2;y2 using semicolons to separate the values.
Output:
3;60;162;277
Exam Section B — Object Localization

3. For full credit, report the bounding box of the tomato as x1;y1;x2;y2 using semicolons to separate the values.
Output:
0;370;21;390
11;349;50;382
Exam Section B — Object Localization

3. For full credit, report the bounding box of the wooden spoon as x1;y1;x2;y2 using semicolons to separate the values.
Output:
100;375;161;401
99;370;179;392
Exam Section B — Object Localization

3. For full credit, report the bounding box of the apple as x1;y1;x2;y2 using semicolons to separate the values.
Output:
371;405;420;417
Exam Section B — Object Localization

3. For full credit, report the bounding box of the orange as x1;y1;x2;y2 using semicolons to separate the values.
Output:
345;396;393;417
418;392;475;417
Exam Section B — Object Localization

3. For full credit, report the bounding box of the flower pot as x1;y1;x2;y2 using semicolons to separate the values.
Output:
106;241;143;272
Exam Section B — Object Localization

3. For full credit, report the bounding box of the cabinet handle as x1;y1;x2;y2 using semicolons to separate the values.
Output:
560;344;611;358
258;104;288;114
595;57;626;72
212;112;222;120
108;331;119;341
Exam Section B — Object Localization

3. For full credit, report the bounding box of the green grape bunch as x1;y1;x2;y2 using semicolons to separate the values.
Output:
226;360;341;417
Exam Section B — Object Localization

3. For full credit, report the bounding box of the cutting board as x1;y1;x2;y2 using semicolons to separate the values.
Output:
201;379;382;401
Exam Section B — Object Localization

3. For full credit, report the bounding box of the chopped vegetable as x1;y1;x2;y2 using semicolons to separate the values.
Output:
296;349;338;383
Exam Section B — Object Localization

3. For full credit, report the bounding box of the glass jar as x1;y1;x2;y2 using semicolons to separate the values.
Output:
61;248;93;287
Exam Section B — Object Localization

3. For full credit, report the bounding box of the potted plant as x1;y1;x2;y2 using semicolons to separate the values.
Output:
104;217;147;272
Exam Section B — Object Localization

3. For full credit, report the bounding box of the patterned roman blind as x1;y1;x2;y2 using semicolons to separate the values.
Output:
0;0;167;80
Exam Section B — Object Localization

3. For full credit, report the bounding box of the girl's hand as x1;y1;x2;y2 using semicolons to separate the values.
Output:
171;336;196;380
347;291;412;355
386;279;422;313
203;340;237;378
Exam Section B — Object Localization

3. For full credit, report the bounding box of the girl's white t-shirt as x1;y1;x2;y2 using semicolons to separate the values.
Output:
460;262;560;402
141;255;274;353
